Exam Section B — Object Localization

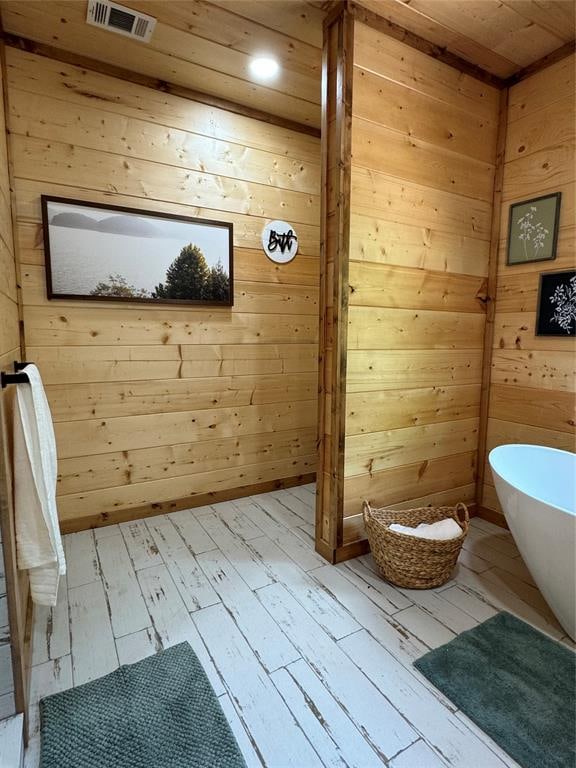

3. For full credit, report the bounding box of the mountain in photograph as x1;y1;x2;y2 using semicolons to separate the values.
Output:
50;212;101;231
97;215;160;237
51;212;160;237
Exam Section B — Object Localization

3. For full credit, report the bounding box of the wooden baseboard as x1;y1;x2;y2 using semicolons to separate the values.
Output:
314;538;335;563
316;537;371;564
333;539;371;562
476;505;509;530
59;472;316;534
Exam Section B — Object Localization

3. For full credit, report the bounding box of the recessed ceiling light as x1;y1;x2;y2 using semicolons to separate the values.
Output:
249;56;280;81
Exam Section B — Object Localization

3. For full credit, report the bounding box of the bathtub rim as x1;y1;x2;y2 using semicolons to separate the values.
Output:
488;443;576;517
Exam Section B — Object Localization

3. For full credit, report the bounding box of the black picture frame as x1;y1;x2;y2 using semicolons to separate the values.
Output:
41;196;234;306
535;270;576;337
506;192;562;266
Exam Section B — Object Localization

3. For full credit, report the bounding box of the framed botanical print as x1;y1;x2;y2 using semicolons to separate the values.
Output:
506;192;561;266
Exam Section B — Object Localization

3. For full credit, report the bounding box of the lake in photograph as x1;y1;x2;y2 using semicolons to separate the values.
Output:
44;200;232;302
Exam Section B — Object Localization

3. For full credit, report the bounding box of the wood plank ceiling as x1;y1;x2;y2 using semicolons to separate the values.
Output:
0;1;574;131
359;0;576;78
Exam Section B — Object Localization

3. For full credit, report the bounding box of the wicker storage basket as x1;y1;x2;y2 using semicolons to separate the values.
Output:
362;501;469;589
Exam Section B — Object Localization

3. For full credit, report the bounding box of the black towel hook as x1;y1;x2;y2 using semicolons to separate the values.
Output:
0;361;32;389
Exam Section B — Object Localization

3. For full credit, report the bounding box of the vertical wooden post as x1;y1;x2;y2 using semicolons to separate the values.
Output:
316;4;354;563
475;87;509;512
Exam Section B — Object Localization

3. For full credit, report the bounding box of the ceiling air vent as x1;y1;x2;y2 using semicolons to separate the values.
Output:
86;0;156;43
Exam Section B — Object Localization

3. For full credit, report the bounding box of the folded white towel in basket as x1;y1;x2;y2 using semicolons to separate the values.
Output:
389;518;462;541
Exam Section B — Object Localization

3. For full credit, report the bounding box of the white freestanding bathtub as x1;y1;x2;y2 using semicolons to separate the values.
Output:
489;444;576;640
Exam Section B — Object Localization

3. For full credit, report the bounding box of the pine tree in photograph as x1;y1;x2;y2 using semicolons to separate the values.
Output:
153;243;229;301
154;244;209;300
204;260;230;302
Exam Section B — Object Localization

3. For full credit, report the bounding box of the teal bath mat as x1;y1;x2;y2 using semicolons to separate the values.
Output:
414;612;576;768
40;642;247;768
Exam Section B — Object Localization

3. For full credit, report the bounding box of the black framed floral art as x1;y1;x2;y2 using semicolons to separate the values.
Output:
536;270;576;337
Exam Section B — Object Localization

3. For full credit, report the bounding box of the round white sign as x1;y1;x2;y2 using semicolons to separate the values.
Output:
261;220;298;264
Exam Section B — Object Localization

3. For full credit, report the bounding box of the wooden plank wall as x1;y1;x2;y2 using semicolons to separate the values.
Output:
0;0;323;129
0;41;19;721
4;48;321;532
0;41;31;732
342;21;501;545
0;47;19;382
481;54;576;517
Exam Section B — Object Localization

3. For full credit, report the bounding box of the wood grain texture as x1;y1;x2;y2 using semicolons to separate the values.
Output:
356;0;573;78
57;427;316;498
352;65;497;164
0;41;28;733
340;21;499;540
349;1;506;86
2;0;574;113
348;262;488;313
348;212;491;277
347;306;485;350
351;116;495;202
0;0;324;128
473;87;508;519
346;349;483;392
346;384;480;435
5;48;321;530
488;384;575;435
5;50;322;163
506;54;576;122
58;472;316;534
480;54;576;517
344;452;477;524
352;19;500;120
345;421;480;478
7;89;321;194
351;166;493;240
316;7;354;560
11;135;320;226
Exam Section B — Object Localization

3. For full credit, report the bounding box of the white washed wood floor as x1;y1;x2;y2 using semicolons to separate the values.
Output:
25;484;571;768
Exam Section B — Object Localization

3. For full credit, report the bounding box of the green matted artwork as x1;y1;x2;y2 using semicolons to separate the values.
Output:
506;192;562;266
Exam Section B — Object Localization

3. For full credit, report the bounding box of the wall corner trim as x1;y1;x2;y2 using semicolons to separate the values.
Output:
316;5;354;558
504;40;576;87
475;87;509;511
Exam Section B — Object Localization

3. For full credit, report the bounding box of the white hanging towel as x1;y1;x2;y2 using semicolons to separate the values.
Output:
13;364;66;606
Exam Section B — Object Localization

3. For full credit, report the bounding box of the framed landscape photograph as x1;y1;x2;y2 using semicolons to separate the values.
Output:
506;192;561;266
536;270;576;337
41;196;233;306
